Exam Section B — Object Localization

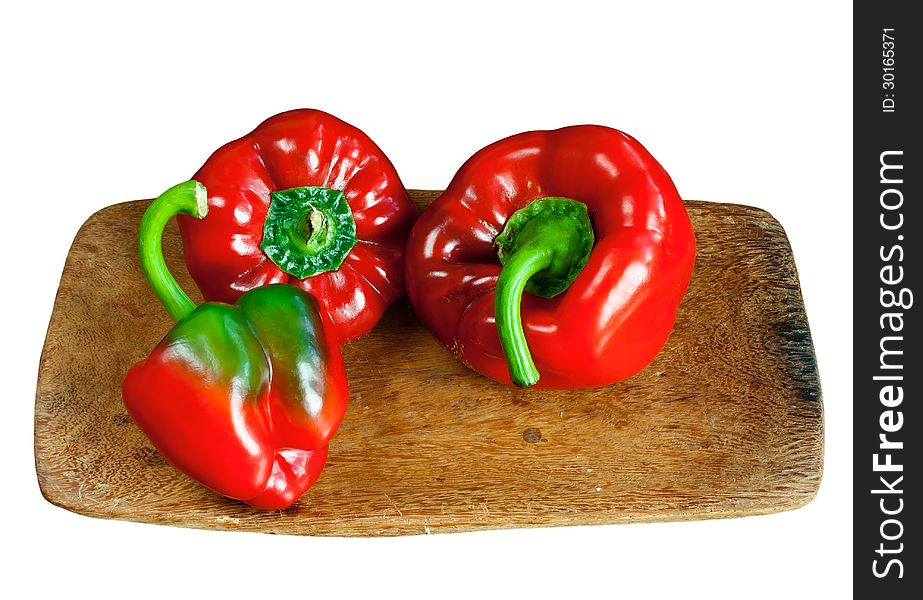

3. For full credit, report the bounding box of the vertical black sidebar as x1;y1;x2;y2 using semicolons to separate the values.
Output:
854;1;919;595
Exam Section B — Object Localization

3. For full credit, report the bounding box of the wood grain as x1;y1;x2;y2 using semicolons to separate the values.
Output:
34;190;823;536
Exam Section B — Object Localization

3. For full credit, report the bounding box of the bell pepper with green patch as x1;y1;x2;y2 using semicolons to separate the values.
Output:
122;181;348;510
178;109;416;343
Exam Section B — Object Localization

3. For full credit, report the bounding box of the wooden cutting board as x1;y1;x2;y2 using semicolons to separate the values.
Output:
34;190;823;536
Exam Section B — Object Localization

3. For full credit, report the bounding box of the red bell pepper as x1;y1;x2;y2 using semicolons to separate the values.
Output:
406;126;696;389
178;109;416;343
123;182;348;509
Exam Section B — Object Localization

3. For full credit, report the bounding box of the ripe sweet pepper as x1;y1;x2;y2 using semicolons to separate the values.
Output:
406;126;696;389
123;181;348;509
177;109;416;344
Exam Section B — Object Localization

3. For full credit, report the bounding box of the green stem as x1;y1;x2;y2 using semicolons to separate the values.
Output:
138;180;208;322
494;197;595;387
495;241;552;387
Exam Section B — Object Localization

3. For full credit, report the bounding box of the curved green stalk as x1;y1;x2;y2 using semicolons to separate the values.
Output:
138;180;208;322
494;241;553;387
494;197;594;387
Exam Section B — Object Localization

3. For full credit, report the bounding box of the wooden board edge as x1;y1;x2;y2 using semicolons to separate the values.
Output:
718;201;825;494
34;482;823;537
750;204;826;488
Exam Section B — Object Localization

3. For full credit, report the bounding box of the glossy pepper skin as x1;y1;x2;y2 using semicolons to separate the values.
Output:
178;109;416;344
405;126;696;389
123;181;348;509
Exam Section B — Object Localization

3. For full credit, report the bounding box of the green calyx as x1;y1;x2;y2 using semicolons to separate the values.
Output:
494;197;595;387
138;180;208;322
260;186;357;279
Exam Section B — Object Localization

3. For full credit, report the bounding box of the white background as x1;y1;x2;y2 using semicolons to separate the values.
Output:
2;2;852;597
